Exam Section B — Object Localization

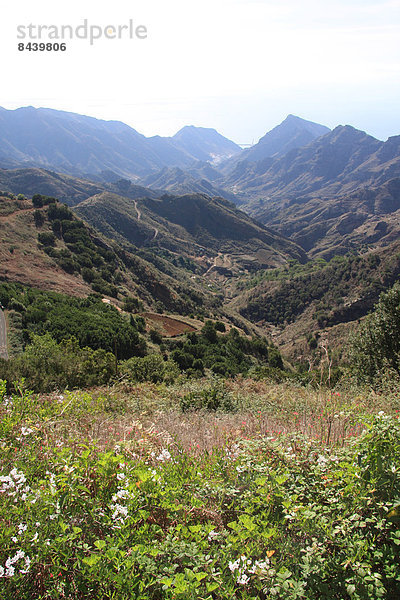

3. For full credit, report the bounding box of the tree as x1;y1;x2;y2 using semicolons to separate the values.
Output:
38;232;56;247
349;282;400;381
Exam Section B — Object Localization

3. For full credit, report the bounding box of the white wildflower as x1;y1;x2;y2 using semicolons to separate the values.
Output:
20;557;31;574
317;455;328;468
21;427;33;436
229;560;239;572
110;503;128;521
3;549;30;576
249;559;269;573
0;469;29;500
111;488;131;502
237;572;250;585
156;449;171;462
208;530;220;541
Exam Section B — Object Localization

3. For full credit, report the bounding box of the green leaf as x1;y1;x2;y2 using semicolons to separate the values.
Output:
275;474;289;485
94;539;106;550
239;514;256;531
255;476;267;486
82;554;101;567
262;527;276;539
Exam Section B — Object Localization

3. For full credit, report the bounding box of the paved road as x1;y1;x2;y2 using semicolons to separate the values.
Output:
0;309;8;360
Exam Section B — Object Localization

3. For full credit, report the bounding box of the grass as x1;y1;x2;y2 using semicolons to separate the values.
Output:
1;377;400;599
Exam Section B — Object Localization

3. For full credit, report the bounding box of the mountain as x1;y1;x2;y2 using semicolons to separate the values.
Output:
140;166;237;201
229;239;400;360
0;167;159;206
251;178;400;259
0;168;104;204
0;191;214;314
172;125;241;163
226;125;389;198
74;192;307;273
0;106;198;178
227;126;400;257
0;162;306;277
240;115;330;162
0;107;240;180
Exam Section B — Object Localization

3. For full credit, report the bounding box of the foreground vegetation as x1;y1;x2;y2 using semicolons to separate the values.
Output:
2;201;400;597
0;376;399;599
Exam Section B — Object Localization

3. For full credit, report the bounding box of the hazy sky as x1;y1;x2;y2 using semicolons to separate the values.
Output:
1;0;399;142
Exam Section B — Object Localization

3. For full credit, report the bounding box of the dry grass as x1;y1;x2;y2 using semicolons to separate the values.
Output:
33;377;400;457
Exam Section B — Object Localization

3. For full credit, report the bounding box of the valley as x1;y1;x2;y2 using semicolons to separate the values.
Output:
1;106;400;600
1;106;400;366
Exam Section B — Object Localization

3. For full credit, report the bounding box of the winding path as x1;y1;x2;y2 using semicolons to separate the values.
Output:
133;200;142;221
134;200;159;242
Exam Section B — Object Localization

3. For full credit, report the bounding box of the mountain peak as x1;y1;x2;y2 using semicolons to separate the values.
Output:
172;125;241;163
328;124;378;143
283;114;305;123
237;115;330;163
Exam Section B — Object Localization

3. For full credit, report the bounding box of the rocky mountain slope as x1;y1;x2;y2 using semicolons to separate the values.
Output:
0;192;213;314
172;125;241;163
224;114;330;168
74;191;307;273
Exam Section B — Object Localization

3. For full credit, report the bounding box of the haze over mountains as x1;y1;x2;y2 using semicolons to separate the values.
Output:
1;105;400;262
224;114;330;166
1;105;400;357
0;107;241;180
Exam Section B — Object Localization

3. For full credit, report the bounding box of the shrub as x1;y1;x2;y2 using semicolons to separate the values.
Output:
37;232;56;247
120;354;178;383
180;381;236;412
123;296;143;313
349;282;400;382
149;329;163;344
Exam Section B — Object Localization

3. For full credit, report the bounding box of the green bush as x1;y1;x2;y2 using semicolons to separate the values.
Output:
38;232;56;247
120;354;178;384
349;282;400;382
0;385;399;599
0;334;116;392
150;329;163;344
180;381;236;412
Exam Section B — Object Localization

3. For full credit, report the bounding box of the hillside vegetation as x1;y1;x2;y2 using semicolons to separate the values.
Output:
0;192;215;316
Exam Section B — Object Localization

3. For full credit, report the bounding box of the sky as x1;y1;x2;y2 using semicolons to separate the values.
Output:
0;0;399;143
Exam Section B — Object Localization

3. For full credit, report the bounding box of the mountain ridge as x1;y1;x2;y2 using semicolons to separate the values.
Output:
0;106;241;180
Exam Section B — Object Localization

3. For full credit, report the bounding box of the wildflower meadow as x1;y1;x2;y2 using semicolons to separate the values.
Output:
0;378;399;599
